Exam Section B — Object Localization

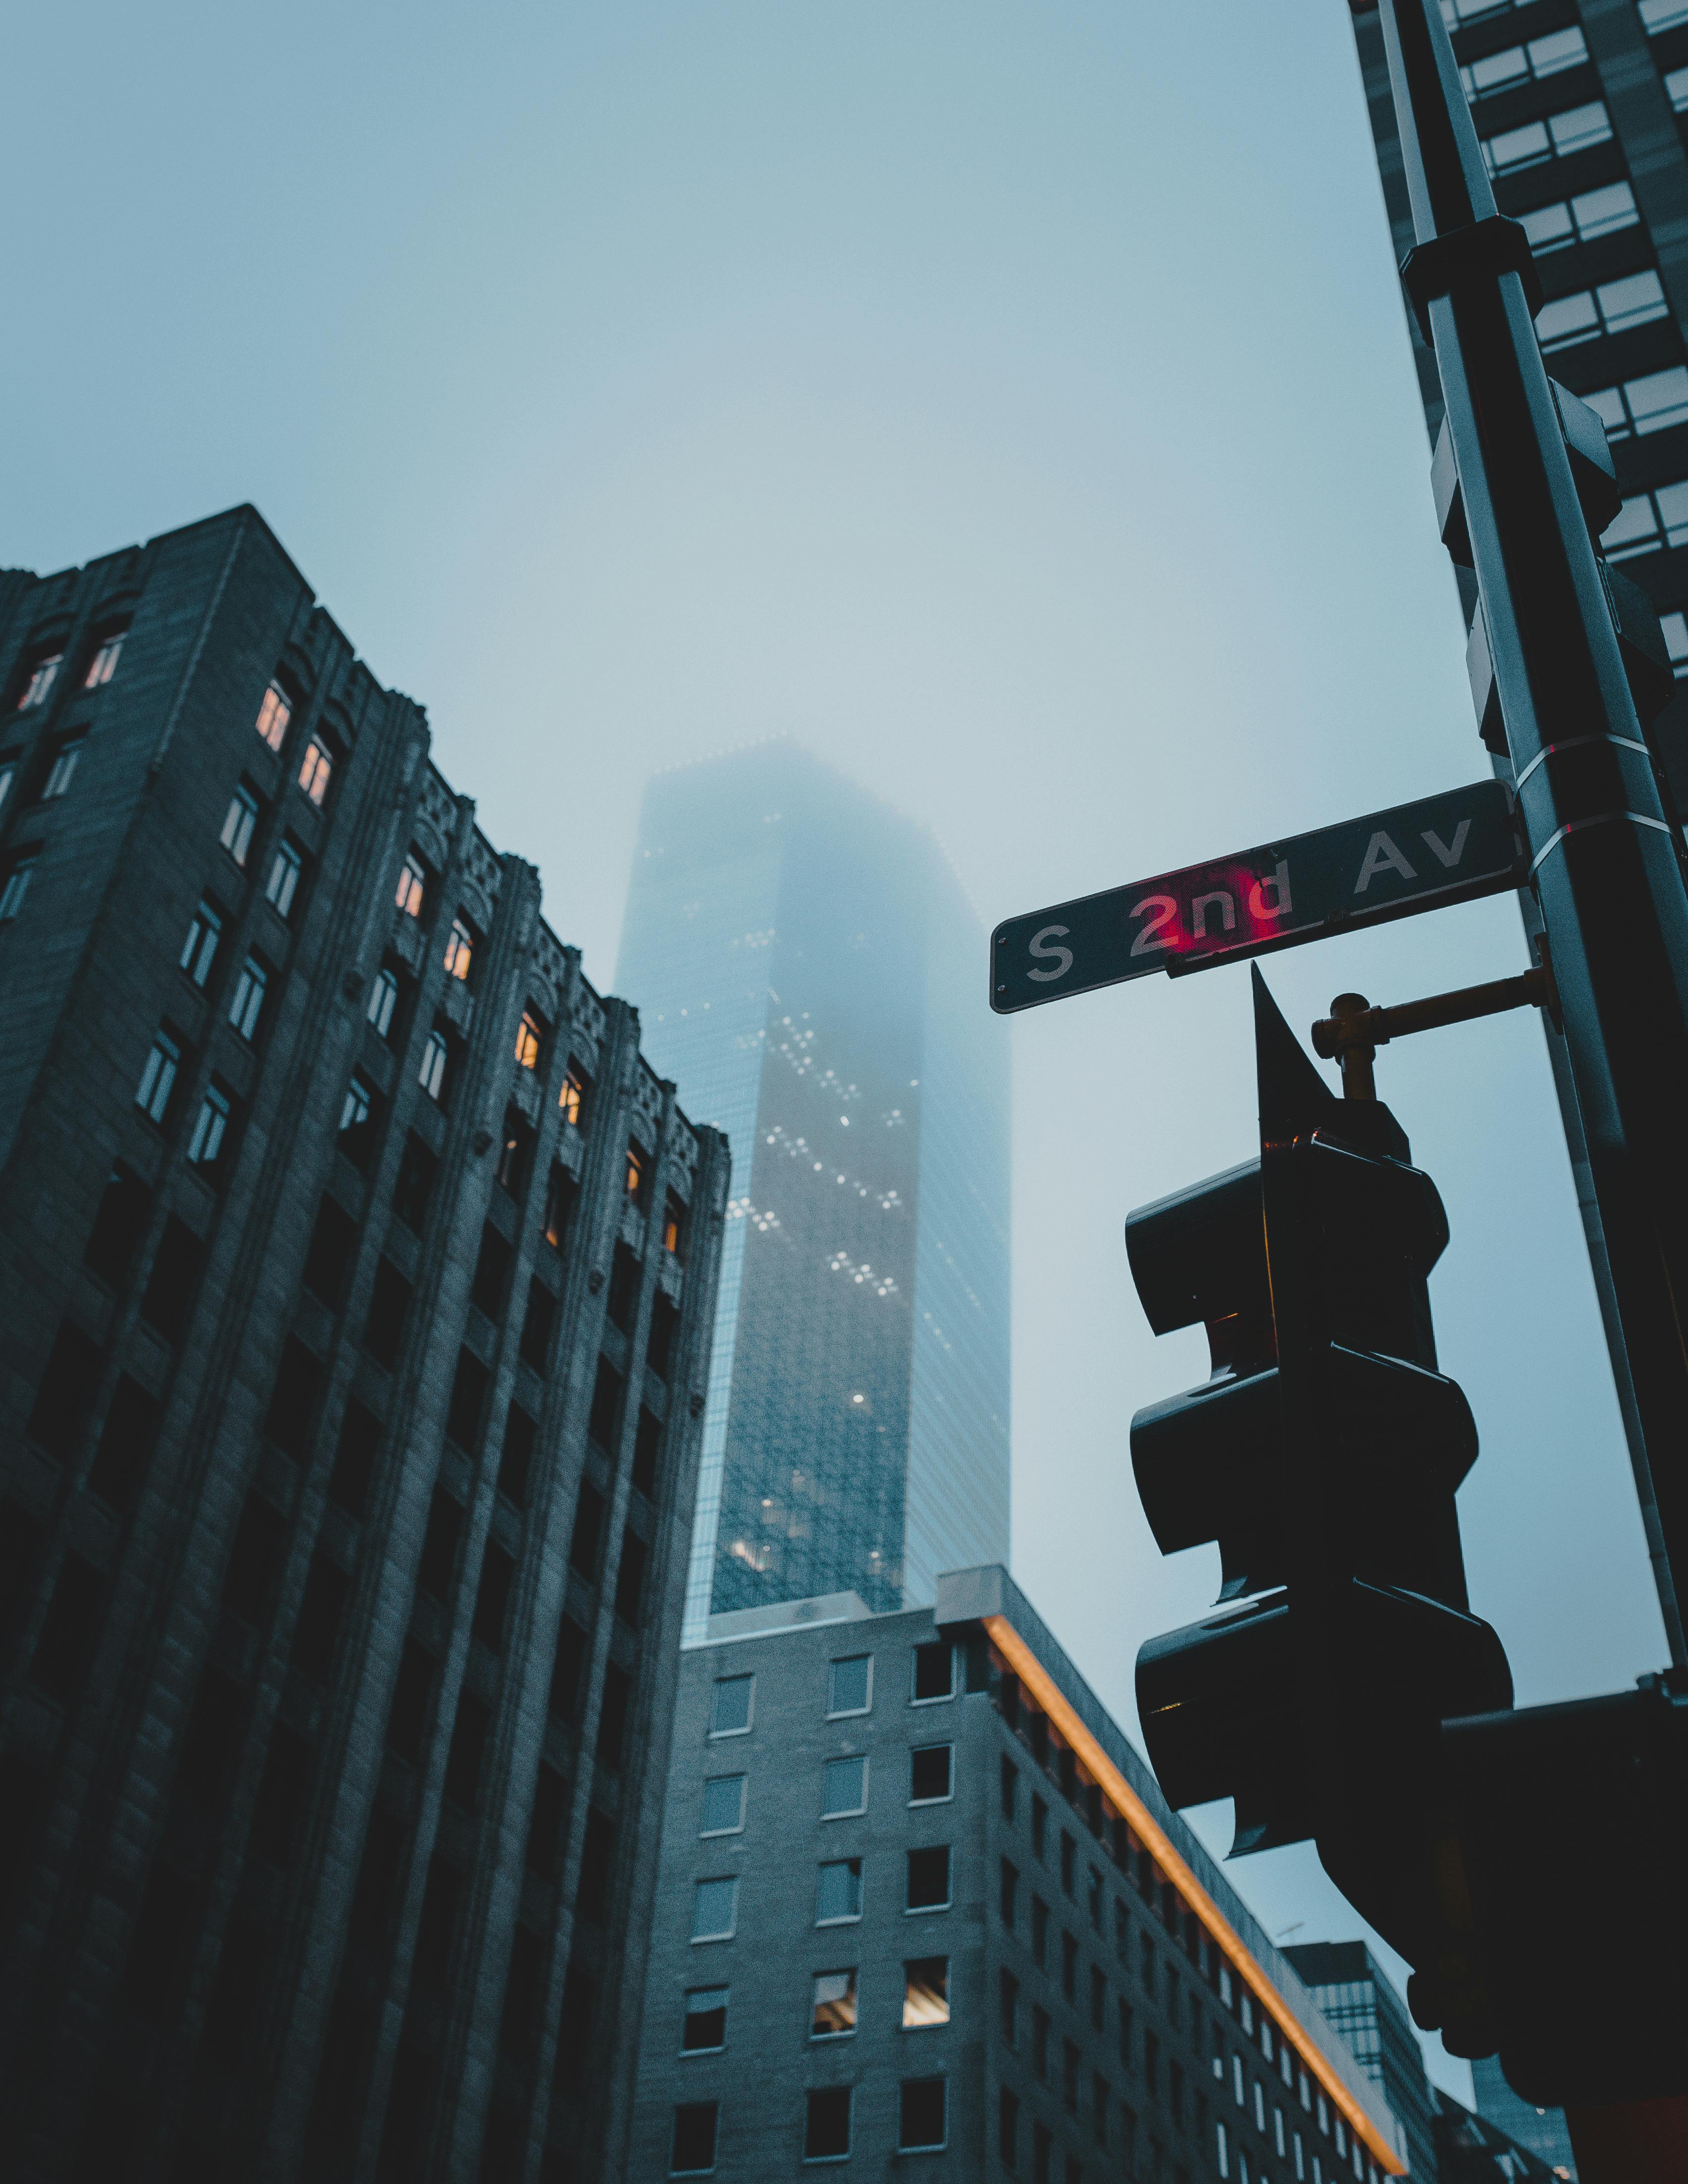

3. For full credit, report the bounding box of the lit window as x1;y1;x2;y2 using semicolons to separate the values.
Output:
367;964;400;1038
898;2078;947;2153
179;900;223;986
662;1192;685;1256
690;1876;738;1941
265;836;303;918
1660;610;1688;676
559;1061;586;1126
16;653;62;710
515;1007;544;1070
297;736;333;807
419;1026;449;1101
341;1076;372;1135
186;1084;231;1167
709;1674;754;1736
255;679;292;750
396;854;426;918
626;1141;645;1201
84;631;125;688
228;956;268;1041
1642;0;1688;31
221;782;259;866
811;1969;858;2036
1601;479;1688;560
0;852;39;923
829;1654;872;1716
1668;64;1688;113
904;1956;950;2028
805;2086;851;2162
682;1986;728;2053
43;734;86;799
822;1756;868;1818
817;1858;864;1924
136;1032;180;1123
700;1775;746;1835
444;916;474;981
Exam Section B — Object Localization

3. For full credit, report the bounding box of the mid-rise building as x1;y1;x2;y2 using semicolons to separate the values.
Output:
1433;2085;1566;2181
615;740;1011;1634
1468;2056;1576;2179
625;1565;1405;2184
0;506;729;2183
1283;1943;1435;2182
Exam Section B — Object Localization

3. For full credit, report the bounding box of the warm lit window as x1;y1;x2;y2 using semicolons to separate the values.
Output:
297;735;333;807
367;964;400;1038
811;1969;858;2037
0;852;39;923
186;1084;231;1167
221;782;260;866
515;1007;544;1070
84;630;126;688
136;1032;180;1123
559;1061;586;1126
444;916;475;981
396;853;426;918
903;1956;950;2028
265;836;303;918
179;900;223;987
228;956;268;1041
16;652;62;710
663;1191;686;1256
626;1141;645;1202
255;679;292;750
43;734;86;799
419;1026;449;1101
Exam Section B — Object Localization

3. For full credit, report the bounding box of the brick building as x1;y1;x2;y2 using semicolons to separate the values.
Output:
0;505;729;2183
626;1567;1405;2184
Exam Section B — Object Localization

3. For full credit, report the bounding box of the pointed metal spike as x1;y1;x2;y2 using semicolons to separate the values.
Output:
1252;965;1338;1140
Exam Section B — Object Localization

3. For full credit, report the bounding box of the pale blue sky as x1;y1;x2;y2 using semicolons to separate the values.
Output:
4;0;1665;2100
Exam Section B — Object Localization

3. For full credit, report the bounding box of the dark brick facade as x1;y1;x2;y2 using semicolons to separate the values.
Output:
0;505;729;2183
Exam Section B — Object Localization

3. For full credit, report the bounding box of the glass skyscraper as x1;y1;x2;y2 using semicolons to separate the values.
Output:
615;739;1010;1635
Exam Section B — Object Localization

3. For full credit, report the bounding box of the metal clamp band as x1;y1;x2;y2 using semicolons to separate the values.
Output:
1513;736;1652;793
1400;216;1544;344
1530;809;1673;873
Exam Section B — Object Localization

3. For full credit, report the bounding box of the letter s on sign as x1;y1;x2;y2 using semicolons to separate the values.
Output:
1026;925;1074;983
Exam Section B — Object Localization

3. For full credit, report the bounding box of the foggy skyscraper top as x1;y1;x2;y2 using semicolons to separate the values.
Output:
616;740;1010;1635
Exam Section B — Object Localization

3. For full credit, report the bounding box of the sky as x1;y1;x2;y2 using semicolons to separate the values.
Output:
4;0;1669;2107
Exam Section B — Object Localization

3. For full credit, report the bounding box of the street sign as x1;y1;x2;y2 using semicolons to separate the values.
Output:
990;778;1522;1015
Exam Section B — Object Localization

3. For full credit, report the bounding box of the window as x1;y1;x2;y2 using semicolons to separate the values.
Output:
626;1139;646;1201
904;1955;950;2028
1062;1930;1078;2000
700;1775;746;1836
1031;1796;1046;1859
297;735;333;806
1274;2106;1287;2157
899;2078;947;2152
910;1744;952;1803
1001;1756;1018;1821
1585;365;1688;442
1088;1867;1104;1930
1520;181;1638;255
1119;1998;1135;2069
179;900;222;986
805;2087;851;2162
829;1654;872;1716
186;1084;231;1168
221;781;259;865
823;1756;868;1818
136;1032;180;1123
691;1877;738;1941
817;1859;863;1924
43;733;85;799
906;1845;950;1911
83;630;126;687
682;1985;727;2053
1642;0;1688;30
1094;2070;1111;2145
1602;479;1688;560
396;854;426;918
265;835;303;917
394;1132;437;1231
559;1059;587;1125
444;915;475;981
663;1190;686;1256
1000;2086;1020;2170
340;1073;379;1164
1536;269;1668;351
515;1007;544;1070
228;955;268;1041
1001;1968;1019;2046
1459;26;1586;100
0;755;16;816
1061;1831;1076;1894
710;1674;754;1737
1032;1896;1049;1968
367;963;400;1037
1661;610;1688;676
255;679;291;749
812;1969;858;2036
1000;1857;1018;1928
911;1641;953;1702
1091;1965;1108;2032
498;1113;533;1196
1217;2121;1230;2179
1481;100;1611;175
17;652;62;710
1032;2006;1051;2081
671;2101;718;2175
419;1026;449;1100
0;851;38;923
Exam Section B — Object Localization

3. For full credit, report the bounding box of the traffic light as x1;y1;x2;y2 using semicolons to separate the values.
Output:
1127;970;1511;2042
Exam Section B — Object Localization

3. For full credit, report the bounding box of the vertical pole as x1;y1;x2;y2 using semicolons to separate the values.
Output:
1375;0;1688;1672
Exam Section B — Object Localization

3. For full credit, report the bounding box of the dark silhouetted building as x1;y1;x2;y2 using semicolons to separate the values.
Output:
615;742;1010;1636
0;506;729;2183
1284;1942;1432;2181
1470;2054;1576;2179
625;1565;1405;2183
1434;2084;1565;2181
